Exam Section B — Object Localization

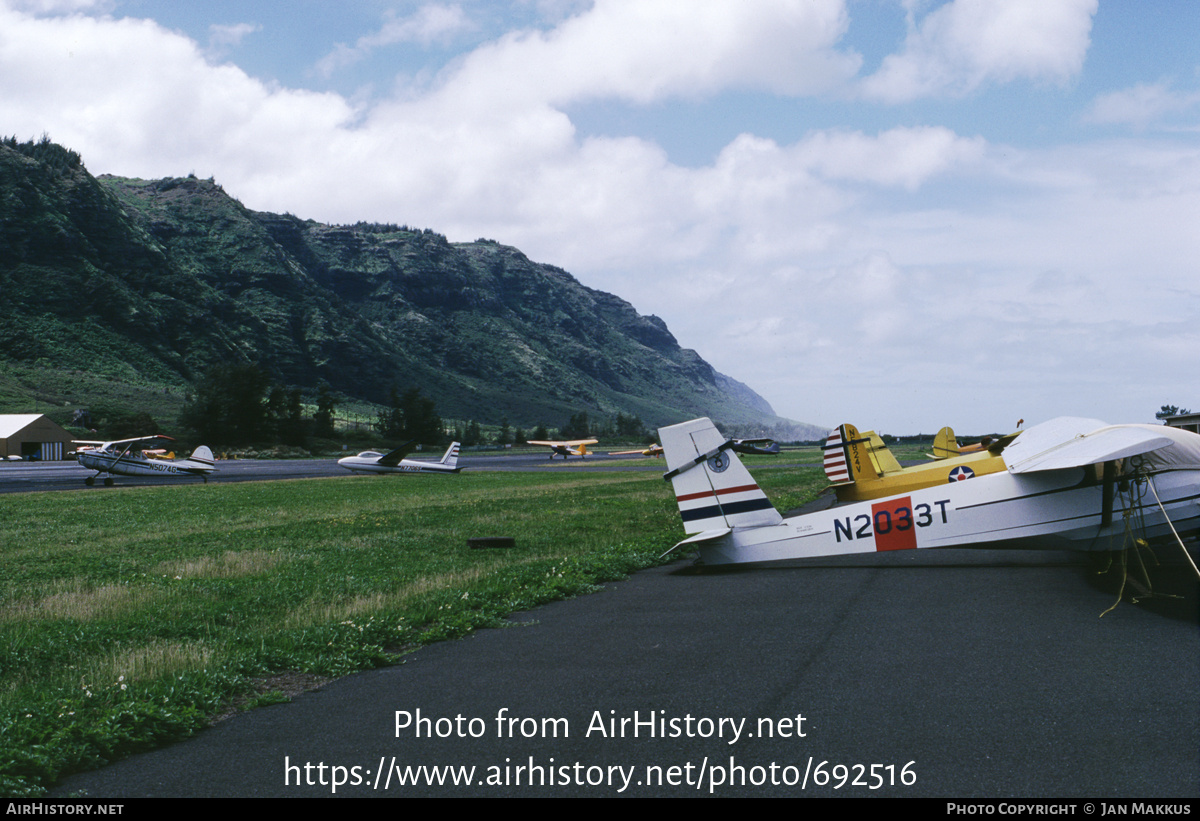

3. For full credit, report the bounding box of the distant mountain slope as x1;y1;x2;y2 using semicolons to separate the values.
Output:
1;137;799;431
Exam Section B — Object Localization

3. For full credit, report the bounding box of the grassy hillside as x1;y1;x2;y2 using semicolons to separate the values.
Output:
1;137;815;437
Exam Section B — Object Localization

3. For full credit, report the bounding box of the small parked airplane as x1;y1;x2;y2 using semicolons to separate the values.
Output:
74;435;216;486
822;423;1015;502
338;441;461;474
612;444;664;457
526;438;598;459
659;416;1200;569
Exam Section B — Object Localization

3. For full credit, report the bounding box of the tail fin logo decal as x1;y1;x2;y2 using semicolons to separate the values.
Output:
707;452;730;473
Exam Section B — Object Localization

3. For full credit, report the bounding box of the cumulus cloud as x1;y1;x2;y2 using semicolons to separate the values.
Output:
1085;80;1200;129
434;0;861;109
860;0;1098;102
1;0;1196;431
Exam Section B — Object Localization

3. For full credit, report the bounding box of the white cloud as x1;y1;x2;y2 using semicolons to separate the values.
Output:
435;0;861;109
208;22;260;49
1;0;1197;431
315;4;473;76
860;0;1098;102
1085;80;1200;129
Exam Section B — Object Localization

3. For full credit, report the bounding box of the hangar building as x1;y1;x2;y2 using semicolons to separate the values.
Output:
0;414;75;460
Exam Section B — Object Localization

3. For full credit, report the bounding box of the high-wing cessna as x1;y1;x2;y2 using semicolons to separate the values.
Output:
74;436;216;486
526;439;598;459
338;441;461;474
659;416;1200;568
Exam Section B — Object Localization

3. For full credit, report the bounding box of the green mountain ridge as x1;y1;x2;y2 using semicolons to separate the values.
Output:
1;137;820;438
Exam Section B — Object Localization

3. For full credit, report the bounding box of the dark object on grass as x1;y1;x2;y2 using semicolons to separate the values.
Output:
468;537;516;549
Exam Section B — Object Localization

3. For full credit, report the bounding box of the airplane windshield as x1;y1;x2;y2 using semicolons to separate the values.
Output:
357;451;382;458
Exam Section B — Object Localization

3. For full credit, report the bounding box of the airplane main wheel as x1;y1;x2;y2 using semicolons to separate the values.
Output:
103;477;114;487
85;477;94;487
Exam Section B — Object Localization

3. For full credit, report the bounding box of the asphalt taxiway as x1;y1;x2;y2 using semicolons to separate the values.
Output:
0;451;665;493
51;545;1199;798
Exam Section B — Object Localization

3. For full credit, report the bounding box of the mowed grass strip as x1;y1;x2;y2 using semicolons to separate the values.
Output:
0;465;825;795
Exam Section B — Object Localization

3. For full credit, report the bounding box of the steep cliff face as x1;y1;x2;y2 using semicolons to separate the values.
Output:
1;138;781;428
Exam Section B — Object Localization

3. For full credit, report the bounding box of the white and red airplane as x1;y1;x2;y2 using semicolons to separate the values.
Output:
74;435;216;486
659;416;1200;569
338;441;461;474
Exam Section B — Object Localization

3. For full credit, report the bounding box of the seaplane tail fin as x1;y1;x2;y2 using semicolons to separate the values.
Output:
931;426;960;460
822;423;881;485
659;417;782;536
440;442;461;468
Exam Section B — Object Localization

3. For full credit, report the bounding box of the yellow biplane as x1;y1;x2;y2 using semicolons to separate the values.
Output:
822;424;1019;503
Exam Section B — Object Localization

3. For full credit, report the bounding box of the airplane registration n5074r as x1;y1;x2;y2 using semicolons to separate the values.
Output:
74;435;216;486
658;416;1200;569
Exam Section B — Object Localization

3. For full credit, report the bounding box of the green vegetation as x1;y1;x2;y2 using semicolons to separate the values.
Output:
1;138;817;437
0;465;826;795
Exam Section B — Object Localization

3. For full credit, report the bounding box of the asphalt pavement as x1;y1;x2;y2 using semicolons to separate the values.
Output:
51;545;1200;798
0;451;664;493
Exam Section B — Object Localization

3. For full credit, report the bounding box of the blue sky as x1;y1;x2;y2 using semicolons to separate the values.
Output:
3;0;1198;433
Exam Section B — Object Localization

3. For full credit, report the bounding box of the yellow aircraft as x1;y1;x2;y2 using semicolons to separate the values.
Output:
612;444;664;457
526;438;598;459
822;424;1018;503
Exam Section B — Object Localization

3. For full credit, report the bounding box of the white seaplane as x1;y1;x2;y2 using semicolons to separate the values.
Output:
659;416;1200;570
74;435;216;486
337;441;462;474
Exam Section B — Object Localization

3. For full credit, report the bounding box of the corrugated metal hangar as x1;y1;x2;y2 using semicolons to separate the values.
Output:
0;414;75;461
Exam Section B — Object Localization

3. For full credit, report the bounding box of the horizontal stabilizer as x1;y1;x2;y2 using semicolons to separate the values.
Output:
659;528;732;559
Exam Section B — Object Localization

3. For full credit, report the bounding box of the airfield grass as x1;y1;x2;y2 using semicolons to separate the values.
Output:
0;465;825;796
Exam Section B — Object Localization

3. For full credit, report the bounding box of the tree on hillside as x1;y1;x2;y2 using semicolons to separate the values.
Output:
561;411;590;439
378;386;443;443
463;420;482;447
266;385;307;446
106;411;159;440
313;382;337;438
180;363;271;445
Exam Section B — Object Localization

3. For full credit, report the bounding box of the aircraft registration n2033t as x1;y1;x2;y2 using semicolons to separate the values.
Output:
74;435;216;486
337;441;462;474
658;416;1200;569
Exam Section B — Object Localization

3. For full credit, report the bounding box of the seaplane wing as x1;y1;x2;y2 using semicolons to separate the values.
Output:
526;439;599;459
338;442;461;474
1001;418;1173;474
73;435;215;487
660;417;1200;567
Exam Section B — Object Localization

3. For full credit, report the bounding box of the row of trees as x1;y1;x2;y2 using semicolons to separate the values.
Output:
180;363;336;446
177;363;657;448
